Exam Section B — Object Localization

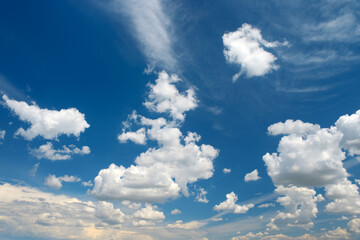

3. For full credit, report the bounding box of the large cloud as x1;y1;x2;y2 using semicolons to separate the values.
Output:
223;23;285;80
3;95;89;140
264;109;360;229
92;72;218;203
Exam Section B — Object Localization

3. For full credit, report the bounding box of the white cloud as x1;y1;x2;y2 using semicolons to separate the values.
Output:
223;168;231;174
29;162;40;176
167;220;205;230
92;72;218;203
118;127;146;145
44;174;81;189
258;203;275;208
0;183;161;239
267;120;320;136
144;71;198;121
264;109;360;229
335;110;360;156
271;185;324;229
348;218;360;233
95;201;125;225
244;169;261;182
133;204;165;221
81;180;93;187
30;142;90;161
223;23;285;80
320;227;351;240
2;95;89;140
0;130;5;142
171;209;181;215
214;192;254;214
195;187;209;203
111;0;177;71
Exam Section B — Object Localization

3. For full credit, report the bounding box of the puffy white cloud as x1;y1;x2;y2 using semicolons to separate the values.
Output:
320;227;351;240
171;209;181;215
30;142;90;161
144;71;198;121
214;192;254;214
263;127;347;187
223;23;285;80
2;95;89;140
44;174;81;189
264;109;360;229
348;218;360;233
244;169;261;182
271;185;324;229
195;187;209;203
133;204;165;221
167;220;205;230
0;183;162;239
223;168;231;174
335;110;360;156
267;120;320;136
81;180;93;187
118;128;146;145
92;72;218;203
95;201;125;225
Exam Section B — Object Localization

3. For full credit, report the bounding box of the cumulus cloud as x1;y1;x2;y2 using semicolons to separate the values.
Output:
92;72;218;203
144;71;198;121
118;128;146;145
30;142;90;161
111;0;177;71
171;209;181;215
195;187;209;203
0;183;168;239
244;169;261;182
2;95;89;140
264;109;360;229
223;168;231;174
223;23;286;80
214;192;254;214
267;120;320;136
44;174;81;189
348;218;360;233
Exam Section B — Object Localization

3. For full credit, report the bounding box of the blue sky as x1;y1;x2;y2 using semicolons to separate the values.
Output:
1;0;360;239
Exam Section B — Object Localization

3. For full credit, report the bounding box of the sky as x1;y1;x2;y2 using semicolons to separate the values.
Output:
0;0;360;239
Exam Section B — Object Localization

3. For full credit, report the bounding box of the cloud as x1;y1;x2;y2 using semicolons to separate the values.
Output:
223;23;286;80
244;169;261;182
267;120;320;136
171;209;181;215
144;71;198;121
111;0;177;71
257;203;275;208
44;174;81;189
195;187;209;203
223;168;231;174
0;130;5;143
214;192;254;214
30;142;90;161
95;201;125;225
264;109;360;229
92;72;218;203
348;218;360;233
133;204;165;221
2;95;89;140
29;162;40;176
82;180;93;187
167;220;205;230
118;127;146;145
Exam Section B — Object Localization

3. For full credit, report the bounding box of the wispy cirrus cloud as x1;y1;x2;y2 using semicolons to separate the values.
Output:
109;0;177;71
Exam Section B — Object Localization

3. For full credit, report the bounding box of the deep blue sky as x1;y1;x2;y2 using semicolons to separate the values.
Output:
1;0;360;239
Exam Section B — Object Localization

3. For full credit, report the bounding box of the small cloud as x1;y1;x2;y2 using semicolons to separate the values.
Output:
44;174;81;190
195;187;209;203
223;168;231;174
30;142;90;161
0;130;5;142
29;163;40;177
81;180;93;187
171;209;181;215
258;203;275;208
244;169;261;182
207;106;222;115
